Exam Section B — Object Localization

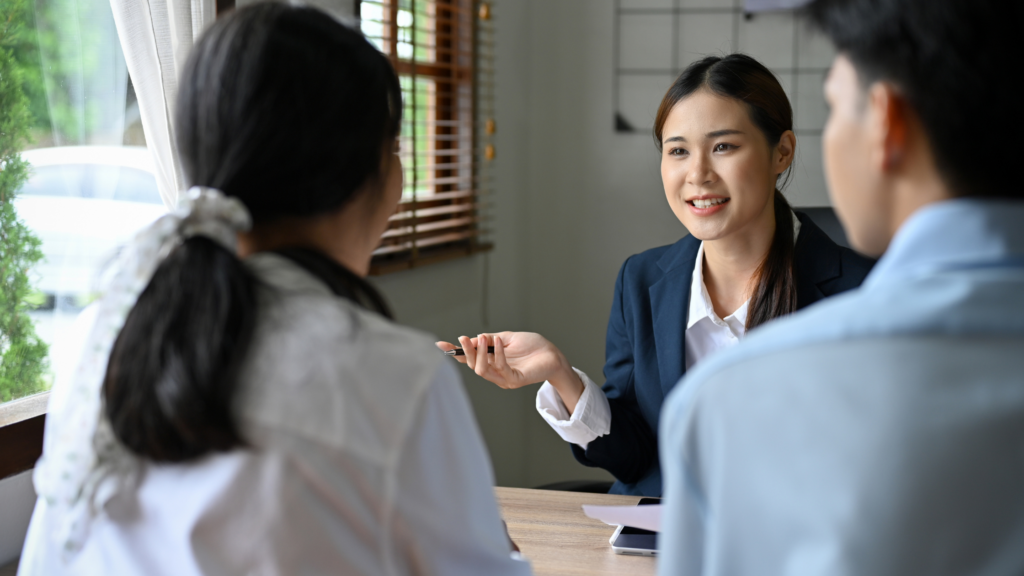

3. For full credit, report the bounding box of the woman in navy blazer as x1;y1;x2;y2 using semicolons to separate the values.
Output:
575;212;871;494
440;55;873;496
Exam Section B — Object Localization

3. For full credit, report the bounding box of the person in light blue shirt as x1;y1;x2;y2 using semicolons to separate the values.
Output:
657;0;1024;574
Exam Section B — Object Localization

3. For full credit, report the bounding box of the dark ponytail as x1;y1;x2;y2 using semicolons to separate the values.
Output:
104;238;258;461
747;192;796;329
103;4;403;462
653;54;797;330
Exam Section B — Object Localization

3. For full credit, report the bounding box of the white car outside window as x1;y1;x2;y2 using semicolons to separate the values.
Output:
14;146;166;349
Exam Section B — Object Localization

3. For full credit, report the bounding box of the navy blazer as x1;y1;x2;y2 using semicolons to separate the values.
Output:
571;212;875;496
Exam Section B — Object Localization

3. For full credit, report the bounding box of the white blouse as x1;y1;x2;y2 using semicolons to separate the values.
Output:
537;217;800;450
20;254;532;576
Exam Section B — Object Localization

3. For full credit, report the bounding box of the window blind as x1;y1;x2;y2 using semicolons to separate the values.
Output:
358;0;495;275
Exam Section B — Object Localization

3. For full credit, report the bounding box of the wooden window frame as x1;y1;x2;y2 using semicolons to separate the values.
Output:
359;0;494;275
0;394;48;480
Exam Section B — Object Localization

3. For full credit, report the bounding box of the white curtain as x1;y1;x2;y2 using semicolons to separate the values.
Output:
108;0;216;209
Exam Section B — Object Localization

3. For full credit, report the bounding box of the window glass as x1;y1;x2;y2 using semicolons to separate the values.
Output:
20;165;161;204
362;0;436;63
361;1;456;204
1;0;161;405
359;0;483;272
399;76;435;199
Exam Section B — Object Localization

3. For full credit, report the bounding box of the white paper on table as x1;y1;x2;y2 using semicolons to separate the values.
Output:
582;504;662;532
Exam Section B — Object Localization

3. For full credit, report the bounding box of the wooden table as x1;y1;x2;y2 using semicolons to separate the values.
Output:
495;487;657;576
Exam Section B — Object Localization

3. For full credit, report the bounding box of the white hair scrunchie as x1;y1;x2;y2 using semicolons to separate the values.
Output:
32;187;252;560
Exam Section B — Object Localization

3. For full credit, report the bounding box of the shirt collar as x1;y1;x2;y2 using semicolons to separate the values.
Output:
687;209;801;330
864;198;1024;289
687;242;713;329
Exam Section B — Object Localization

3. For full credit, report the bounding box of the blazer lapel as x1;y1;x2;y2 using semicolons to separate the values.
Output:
794;212;842;307
645;217;844;402
649;235;701;398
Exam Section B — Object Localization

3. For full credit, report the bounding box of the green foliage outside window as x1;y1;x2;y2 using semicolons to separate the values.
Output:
3;0;49;139
1;0;50;403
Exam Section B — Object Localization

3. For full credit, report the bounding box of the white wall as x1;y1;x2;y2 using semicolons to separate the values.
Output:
0;472;36;567
372;0;623;489
515;0;686;486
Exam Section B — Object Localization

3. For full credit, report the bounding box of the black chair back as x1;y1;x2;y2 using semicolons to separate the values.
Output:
798;206;850;249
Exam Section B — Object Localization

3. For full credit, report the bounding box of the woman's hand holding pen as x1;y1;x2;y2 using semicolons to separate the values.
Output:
436;332;587;414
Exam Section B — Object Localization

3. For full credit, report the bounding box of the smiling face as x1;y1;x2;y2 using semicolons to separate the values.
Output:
660;89;794;243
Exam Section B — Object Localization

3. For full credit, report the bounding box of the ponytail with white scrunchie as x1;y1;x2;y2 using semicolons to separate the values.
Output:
33;187;251;559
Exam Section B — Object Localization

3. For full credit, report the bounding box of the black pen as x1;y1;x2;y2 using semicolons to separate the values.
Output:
444;346;496;356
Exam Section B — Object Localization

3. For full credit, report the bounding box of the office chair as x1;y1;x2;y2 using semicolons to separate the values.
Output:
798;206;851;249
535;480;615;494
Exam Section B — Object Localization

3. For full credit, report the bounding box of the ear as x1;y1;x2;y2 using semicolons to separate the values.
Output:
866;82;910;173
774;130;796;174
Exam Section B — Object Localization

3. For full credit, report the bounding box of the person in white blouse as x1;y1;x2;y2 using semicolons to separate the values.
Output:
438;54;873;496
18;5;531;576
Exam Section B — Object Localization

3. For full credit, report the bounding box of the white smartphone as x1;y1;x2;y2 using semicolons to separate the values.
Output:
608;497;660;556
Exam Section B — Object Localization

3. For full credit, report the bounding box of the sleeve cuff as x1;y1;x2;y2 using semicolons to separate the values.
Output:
535;368;612;449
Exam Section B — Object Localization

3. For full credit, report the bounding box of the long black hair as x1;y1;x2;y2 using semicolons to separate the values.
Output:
654;54;796;330
102;4;402;462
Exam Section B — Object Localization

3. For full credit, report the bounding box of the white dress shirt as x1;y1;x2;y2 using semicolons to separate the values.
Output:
536;215;800;450
19;253;532;576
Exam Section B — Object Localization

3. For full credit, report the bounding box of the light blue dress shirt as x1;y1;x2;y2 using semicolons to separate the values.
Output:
658;199;1024;576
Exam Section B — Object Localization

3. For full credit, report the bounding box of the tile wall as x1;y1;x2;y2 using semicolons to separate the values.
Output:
614;0;836;205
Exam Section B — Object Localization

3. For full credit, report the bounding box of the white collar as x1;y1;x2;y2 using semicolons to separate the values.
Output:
686;210;802;330
687;242;749;330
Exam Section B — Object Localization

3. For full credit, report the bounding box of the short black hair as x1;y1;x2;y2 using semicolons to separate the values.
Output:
806;0;1023;200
